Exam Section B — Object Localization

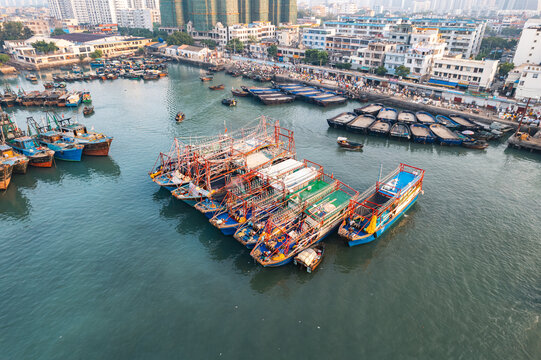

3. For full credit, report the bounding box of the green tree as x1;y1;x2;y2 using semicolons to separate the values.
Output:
501;27;522;37
267;44;278;58
334;62;352;70
0;53;10;64
375;65;387;76
31;40;59;54
498;62;514;77
51;28;65;36
89;50;103;59
0;21;34;45
394;65;410;78
167;31;194;46
304;49;328;66
200;39;217;50
226;38;244;53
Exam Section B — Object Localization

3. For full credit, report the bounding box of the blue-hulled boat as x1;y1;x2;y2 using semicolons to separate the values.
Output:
435;115;459;129
37;131;84;161
415;111;437;125
429;124;462;146
338;164;425;246
410;124;435;144
8;136;55;168
377;107;398;123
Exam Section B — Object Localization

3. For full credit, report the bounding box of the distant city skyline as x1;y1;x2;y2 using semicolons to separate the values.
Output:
302;0;540;11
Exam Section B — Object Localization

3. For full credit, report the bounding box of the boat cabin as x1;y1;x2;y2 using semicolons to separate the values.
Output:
40;132;63;143
60;124;88;137
0;144;15;158
10;136;38;150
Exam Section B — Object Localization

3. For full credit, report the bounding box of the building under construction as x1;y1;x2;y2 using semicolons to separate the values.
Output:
160;0;297;31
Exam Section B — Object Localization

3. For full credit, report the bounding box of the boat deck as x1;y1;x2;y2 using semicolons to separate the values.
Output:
289;179;329;202
304;189;351;219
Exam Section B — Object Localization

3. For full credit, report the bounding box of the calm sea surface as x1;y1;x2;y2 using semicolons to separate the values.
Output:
1;64;540;359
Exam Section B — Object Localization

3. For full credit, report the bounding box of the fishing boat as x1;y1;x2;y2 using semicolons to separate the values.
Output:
49;114;113;156
0;144;29;174
26;73;38;82
222;98;237;106
354;103;384;116
435;115;459;129
326;112;356;129
346;114;376;134
9;137;55;167
462;139;489;150
44;82;54;89
82;91;92;103
231;88;249;97
449;114;477;130
339;164;424;246
209;84;225;90
200;76;213;82
293;243;325;273
65;92;81;107
175;112;185;122
1;86;17;107
369;120;391;136
377;107;398;123
0;159;13;190
35;131;84;161
389;123;411;140
83;106;94;115
429;124;462;146
337;137;363;150
415;111;437;125
397;111;417;124
410;124;435;144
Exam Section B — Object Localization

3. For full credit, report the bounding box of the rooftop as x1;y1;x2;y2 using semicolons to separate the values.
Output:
51;33;110;43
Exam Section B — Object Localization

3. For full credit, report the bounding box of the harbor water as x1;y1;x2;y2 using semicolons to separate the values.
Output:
1;63;540;359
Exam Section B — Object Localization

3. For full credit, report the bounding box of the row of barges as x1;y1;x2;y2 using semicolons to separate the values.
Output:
0;86;90;108
149;116;425;269
0;112;113;191
328;103;512;149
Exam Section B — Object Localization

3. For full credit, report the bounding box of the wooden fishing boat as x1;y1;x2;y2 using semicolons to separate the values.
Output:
49;114;113;156
200;76;213;82
0;160;13;190
34;131;84;162
83;106;94;115
390;123;411;140
209;84;225;90
415;111;437;125
449;114;477;130
369;120;391;136
327;112;356;129
339;164;425;246
293;243;325;273
410;124;435;144
337;137;363;150
231;88;249;97
397;111;417;124
175;112;185;122
82;91;92;103
26;74;38;82
43;82;54;89
377;107;398;123
435;115;459;129
9;137;55;167
462;139;489;150
221;98;237;106
0;144;29;174
429;124;462;146
346;114;376;133
354;103;384;116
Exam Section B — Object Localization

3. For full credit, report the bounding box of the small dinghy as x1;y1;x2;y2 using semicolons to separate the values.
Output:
221;98;237;106
390;123;410;140
337;137;363;150
462;139;489;149
200;76;213;82
82;106;94;116
294;243;325;273
231;88;249;97
175;112;185;122
209;84;225;90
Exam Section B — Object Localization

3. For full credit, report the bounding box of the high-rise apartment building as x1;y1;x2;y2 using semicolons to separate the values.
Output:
160;0;297;31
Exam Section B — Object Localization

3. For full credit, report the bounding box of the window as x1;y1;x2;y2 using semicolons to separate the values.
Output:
534;74;539;79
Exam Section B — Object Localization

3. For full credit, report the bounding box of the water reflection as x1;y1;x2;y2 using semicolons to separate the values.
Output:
503;146;541;163
0;184;31;219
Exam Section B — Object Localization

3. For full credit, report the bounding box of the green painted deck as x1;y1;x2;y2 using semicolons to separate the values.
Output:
288;179;329;202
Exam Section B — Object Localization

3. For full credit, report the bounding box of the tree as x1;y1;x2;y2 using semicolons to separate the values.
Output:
200;39;217;50
31;40;59;54
167;31;194;46
394;65;410;78
89;50;103;59
375;65;387;76
304;49;328;66
0;21;33;45
226;38;244;53
498;62;514;77
0;53;10;64
334;62;351;70
51;28;65;36
267;44;278;58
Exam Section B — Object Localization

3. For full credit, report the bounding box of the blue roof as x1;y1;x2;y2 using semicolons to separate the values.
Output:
428;78;458;87
324;21;386;27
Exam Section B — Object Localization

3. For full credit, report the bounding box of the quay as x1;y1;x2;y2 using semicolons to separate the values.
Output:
507;130;541;152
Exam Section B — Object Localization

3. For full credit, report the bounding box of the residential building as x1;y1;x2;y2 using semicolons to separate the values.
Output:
47;0;116;25
430;56;499;90
276;26;299;47
116;8;153;30
513;64;541;99
186;21;275;47
356;42;397;70
21;19;50;36
325;34;371;57
513;19;541;66
302;28;335;50
84;35;152;56
160;0;297;31
276;46;305;63
176;44;212;59
296;17;321;26
403;40;446;80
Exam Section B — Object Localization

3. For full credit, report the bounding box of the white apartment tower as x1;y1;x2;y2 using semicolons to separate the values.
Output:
513;19;541;67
